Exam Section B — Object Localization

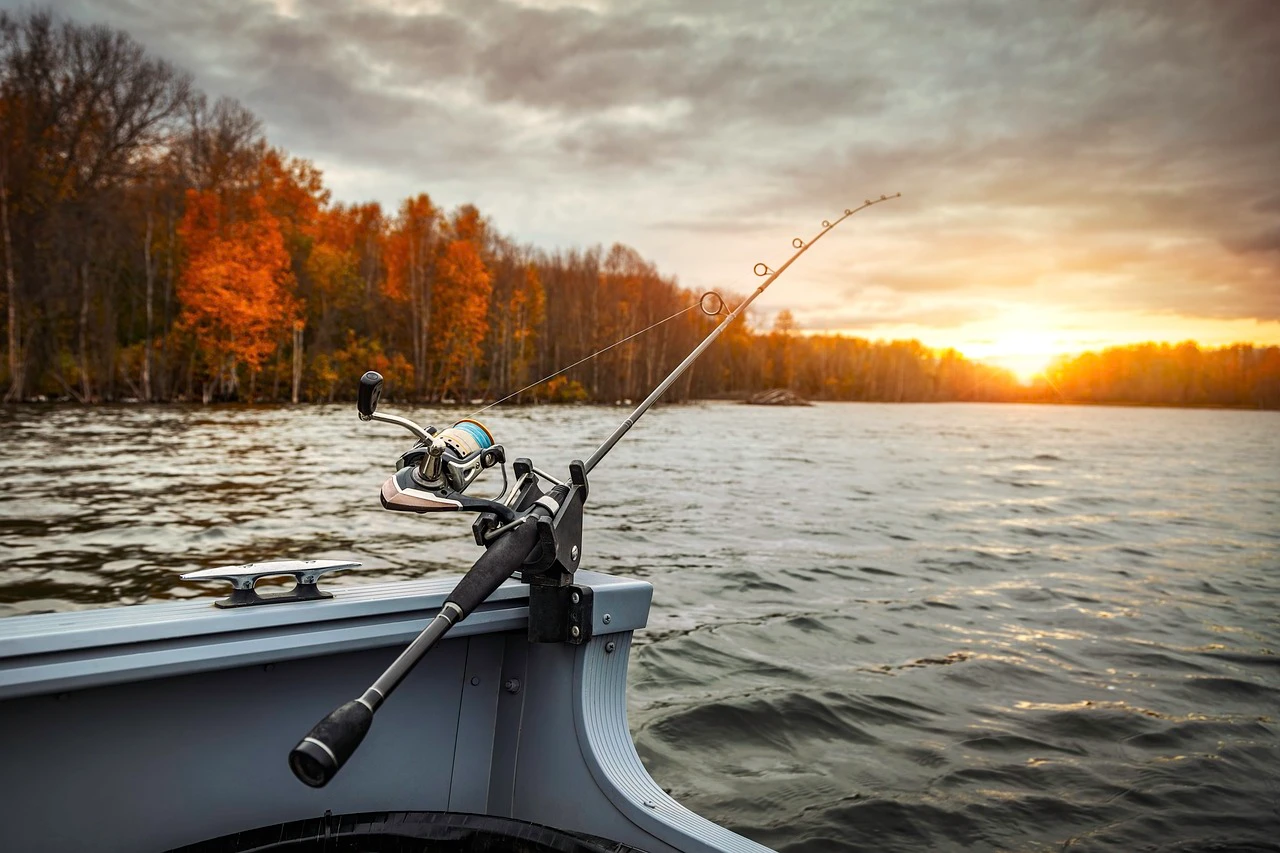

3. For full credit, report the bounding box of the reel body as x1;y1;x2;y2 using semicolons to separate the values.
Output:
356;372;542;530
392;420;503;495
378;419;515;520
356;371;585;577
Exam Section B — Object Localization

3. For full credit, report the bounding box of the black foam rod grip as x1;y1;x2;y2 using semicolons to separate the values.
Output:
446;515;540;619
357;371;383;417
288;699;373;788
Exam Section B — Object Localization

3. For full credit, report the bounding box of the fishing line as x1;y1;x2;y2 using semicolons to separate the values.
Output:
289;192;900;789
584;192;902;472
469;291;725;416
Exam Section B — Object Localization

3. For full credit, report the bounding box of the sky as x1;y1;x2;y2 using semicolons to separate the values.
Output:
37;0;1280;379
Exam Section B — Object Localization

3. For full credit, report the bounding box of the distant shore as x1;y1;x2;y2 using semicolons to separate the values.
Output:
2;396;1275;412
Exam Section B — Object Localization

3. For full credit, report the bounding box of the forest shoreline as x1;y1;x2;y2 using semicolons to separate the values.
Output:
2;396;1275;413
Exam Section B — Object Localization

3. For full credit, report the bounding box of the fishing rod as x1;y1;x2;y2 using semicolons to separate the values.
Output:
287;192;900;788
586;193;900;472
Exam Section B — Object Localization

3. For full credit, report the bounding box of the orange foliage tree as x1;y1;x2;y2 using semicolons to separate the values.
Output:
431;238;491;400
510;263;545;397
177;190;298;400
383;194;437;395
257;148;326;244
1039;342;1280;407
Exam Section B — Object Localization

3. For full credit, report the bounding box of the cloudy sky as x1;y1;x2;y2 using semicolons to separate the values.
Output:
42;0;1280;376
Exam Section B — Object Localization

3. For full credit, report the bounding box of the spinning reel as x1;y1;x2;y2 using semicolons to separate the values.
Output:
359;371;514;522
355;369;586;571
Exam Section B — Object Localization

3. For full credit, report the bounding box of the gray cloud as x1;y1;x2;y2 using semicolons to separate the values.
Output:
29;0;1280;329
1226;227;1280;255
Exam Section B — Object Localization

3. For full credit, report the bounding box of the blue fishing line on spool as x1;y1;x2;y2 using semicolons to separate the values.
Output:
452;420;493;450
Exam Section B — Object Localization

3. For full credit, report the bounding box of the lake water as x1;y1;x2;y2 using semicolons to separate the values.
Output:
1;402;1278;851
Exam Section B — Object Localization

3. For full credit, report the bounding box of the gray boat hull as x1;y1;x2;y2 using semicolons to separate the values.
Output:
0;571;774;853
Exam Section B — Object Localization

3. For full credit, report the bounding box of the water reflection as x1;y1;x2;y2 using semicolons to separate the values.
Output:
2;402;1279;850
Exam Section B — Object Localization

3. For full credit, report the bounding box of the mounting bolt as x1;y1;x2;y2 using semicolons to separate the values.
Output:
643;800;657;809
571;625;581;638
571;592;580;604
605;641;616;654
504;678;521;694
470;676;481;686
571;545;579;562
602;613;611;624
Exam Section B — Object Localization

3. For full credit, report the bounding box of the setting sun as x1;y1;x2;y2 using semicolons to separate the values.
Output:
935;315;1078;383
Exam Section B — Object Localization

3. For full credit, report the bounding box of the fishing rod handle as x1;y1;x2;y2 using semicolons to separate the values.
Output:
361;513;546;706
365;503;553;708
287;504;552;788
288;606;455;788
288;699;374;788
287;605;455;788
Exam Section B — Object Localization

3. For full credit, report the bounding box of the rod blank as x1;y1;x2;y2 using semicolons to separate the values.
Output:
585;193;900;473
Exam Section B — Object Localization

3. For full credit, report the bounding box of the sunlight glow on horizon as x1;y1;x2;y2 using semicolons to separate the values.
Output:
803;309;1280;383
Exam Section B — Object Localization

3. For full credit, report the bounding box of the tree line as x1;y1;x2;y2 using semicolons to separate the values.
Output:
1033;343;1280;409
2;11;1277;410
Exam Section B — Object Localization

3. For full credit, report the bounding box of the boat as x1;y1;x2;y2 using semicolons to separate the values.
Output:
0;560;767;851
0;198;897;851
0;369;774;852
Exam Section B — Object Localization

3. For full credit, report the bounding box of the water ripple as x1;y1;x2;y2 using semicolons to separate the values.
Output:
2;401;1278;849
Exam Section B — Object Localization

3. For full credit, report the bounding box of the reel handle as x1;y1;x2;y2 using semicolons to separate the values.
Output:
357;371;383;419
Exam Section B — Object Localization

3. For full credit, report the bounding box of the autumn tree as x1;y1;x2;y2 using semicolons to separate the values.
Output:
383;194;437;394
431;237;491;400
1;10;189;401
769;309;797;389
177;190;297;401
509;262;545;398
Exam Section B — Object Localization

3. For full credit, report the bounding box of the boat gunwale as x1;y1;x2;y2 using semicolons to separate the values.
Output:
0;570;653;701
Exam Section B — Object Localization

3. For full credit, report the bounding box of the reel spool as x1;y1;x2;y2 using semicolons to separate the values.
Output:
437;419;495;458
412;419;500;488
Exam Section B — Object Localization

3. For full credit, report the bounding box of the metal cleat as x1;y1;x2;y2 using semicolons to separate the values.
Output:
180;560;361;609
